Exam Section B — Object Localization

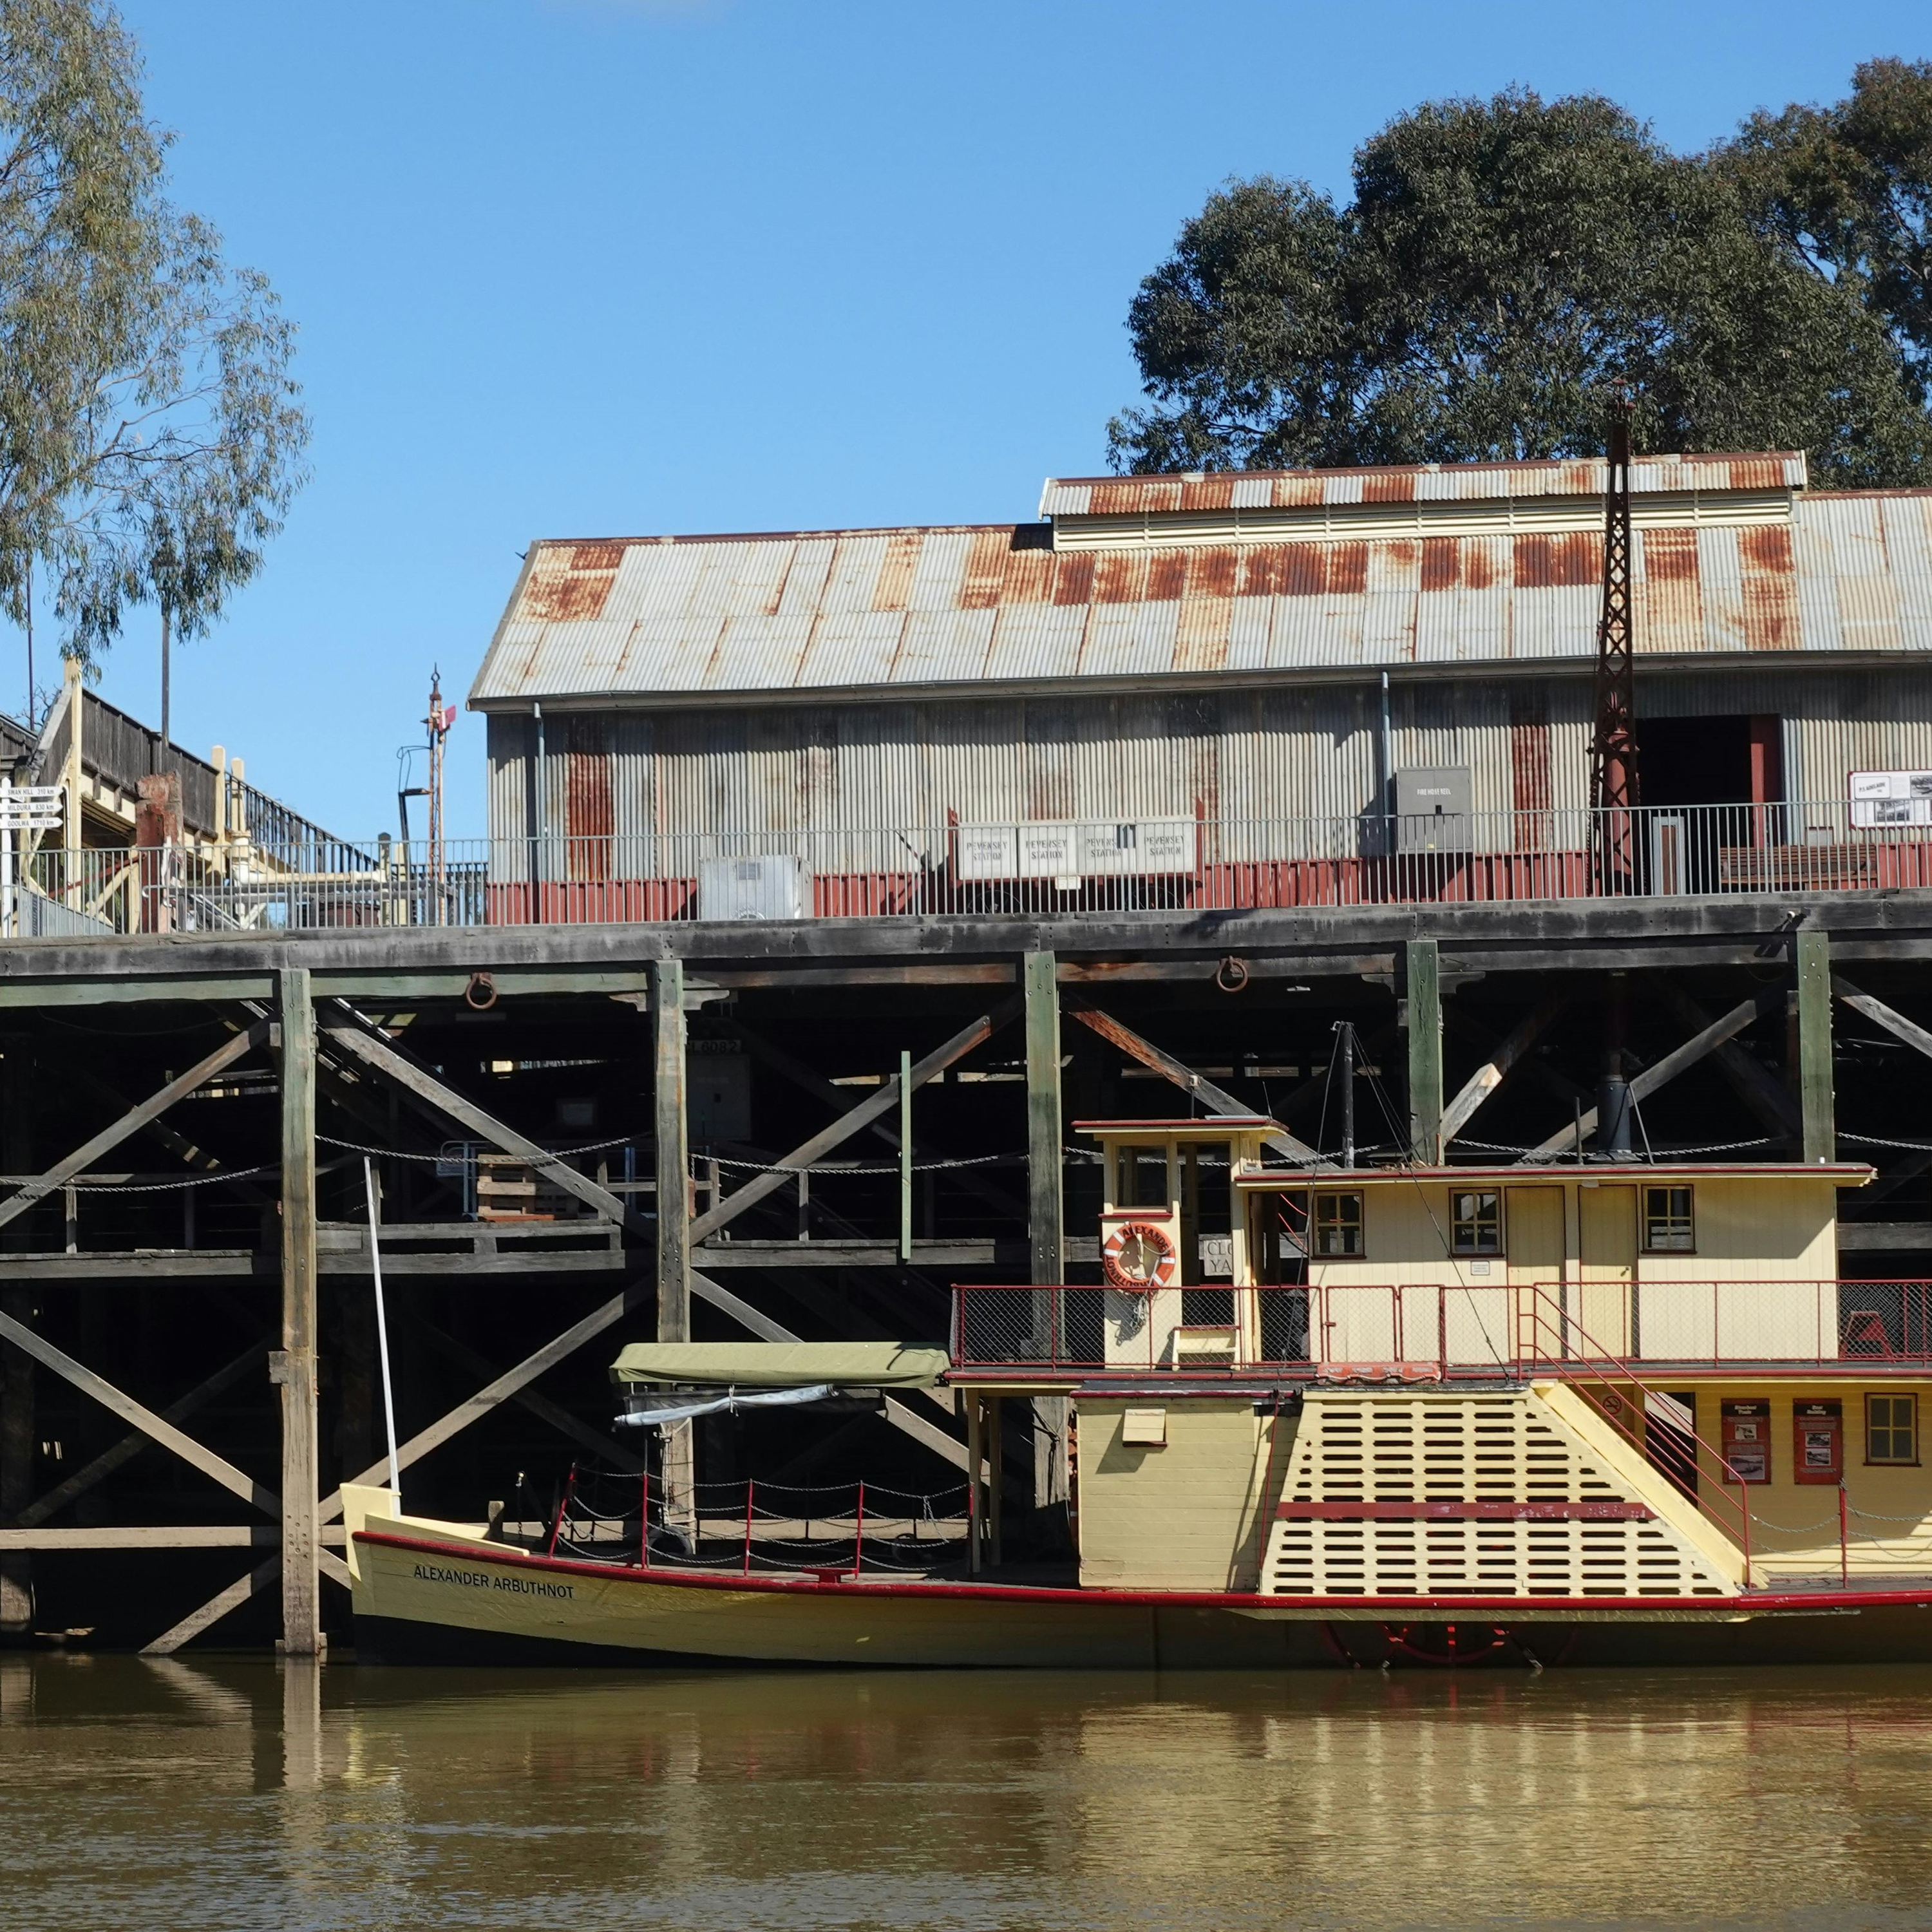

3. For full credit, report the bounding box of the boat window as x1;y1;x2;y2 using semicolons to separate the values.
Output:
1643;1185;1695;1252
1451;1189;1501;1255
1117;1144;1171;1211
1867;1393;1918;1465
1312;1191;1364;1257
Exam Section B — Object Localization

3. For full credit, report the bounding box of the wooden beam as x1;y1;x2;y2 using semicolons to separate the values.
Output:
141;1555;277;1656
70;1066;274;1206
1522;987;1785;1160
1024;952;1064;1285
688;1267;795;1342
0;1019;269;1233
719;1019;1028;1221
14;1346;265;1528
652;958;690;1344
321;1013;641;1233
1023;951;1068;1510
401;1315;647;1475
0;1525;280;1550
1839;1224;1932;1250
1797;928;1835;1164
1656;985;1801;1137
651;956;694;1519
317;1284;653;1524
0;976;273;1010
1833;975;1932;1065
313;969;654;999
703;964;1015;989
880;1396;970;1472
1063;999;1322;1164
277;966;321;1656
0;1307;278;1514
1405;938;1443;1164
687;997;1023;1244
1440;994;1566;1145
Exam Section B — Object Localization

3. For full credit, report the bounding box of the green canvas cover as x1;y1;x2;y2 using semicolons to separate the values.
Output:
609;1341;949;1388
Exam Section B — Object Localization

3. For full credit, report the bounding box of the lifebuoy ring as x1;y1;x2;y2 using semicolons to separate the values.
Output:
1101;1220;1179;1291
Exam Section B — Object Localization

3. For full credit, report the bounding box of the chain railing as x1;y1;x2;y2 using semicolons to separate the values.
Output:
4;799;1928;937
523;1464;971;1578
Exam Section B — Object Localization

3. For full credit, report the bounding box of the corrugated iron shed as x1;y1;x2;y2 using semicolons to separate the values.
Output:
469;454;1932;712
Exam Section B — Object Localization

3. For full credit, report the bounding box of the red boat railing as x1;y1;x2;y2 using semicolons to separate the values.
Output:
949;1280;1932;1379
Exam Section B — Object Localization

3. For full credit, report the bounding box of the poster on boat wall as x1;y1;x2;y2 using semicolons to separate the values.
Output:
1849;770;1932;828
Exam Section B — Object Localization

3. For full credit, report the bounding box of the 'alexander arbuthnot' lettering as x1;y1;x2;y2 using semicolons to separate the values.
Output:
412;1562;573;1600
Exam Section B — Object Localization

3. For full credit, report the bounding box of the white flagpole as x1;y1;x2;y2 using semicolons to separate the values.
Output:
365;1157;401;1502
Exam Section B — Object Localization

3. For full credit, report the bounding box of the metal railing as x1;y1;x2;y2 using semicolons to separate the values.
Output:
950;1281;1932;1378
3;799;1927;936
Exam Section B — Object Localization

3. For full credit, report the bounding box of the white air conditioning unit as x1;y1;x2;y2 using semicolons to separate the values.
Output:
697;854;807;922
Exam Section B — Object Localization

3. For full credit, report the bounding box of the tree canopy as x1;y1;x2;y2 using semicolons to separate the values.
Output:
0;0;308;675
1108;66;1932;486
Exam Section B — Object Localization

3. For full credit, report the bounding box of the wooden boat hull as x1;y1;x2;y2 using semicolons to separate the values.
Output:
350;1528;1932;1670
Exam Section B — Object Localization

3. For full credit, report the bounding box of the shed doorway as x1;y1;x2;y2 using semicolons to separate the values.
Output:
1640;714;1783;891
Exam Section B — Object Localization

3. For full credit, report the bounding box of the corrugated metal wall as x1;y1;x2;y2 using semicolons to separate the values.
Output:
484;665;1932;855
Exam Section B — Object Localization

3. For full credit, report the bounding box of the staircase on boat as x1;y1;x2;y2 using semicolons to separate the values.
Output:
1258;1385;1743;1602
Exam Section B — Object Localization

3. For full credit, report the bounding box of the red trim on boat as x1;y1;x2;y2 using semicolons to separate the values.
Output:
355;1530;1932;1615
1274;1501;1655;1521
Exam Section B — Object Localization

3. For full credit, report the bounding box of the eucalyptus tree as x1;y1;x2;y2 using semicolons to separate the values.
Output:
0;0;309;737
1110;81;1932;486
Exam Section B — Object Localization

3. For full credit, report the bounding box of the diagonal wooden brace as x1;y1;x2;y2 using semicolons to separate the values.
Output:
1441;994;1566;1145
0;1020;269;1232
14;1345;267;1529
1064;998;1322;1163
138;1548;352;1658
318;1283;654;1524
688;997;1023;1243
0;1309;278;1515
321;1011;645;1232
1833;976;1932;1065
1523;985;1786;1159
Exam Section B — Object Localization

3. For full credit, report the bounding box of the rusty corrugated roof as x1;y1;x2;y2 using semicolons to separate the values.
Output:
1038;452;1810;516
469;455;1931;710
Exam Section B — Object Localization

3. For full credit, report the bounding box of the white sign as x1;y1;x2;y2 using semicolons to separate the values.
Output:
0;783;62;831
956;817;1196;883
1849;770;1932;828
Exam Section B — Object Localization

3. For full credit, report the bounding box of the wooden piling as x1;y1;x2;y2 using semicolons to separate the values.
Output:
651;957;694;1532
275;967;321;1656
1797;927;1835;1164
1024;951;1068;1507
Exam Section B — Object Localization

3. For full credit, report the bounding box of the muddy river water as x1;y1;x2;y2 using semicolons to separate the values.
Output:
5;1656;1932;1929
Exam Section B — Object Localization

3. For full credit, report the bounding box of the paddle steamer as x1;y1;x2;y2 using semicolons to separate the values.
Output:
347;1117;1932;1667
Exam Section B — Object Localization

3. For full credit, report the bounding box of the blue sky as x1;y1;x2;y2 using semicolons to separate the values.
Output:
9;0;1931;837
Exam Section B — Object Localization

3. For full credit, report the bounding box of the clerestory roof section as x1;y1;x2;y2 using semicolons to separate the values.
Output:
468;452;1932;712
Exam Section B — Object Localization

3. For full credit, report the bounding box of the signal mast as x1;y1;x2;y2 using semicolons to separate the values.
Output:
1589;394;1640;857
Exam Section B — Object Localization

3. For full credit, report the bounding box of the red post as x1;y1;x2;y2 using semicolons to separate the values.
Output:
1739;1479;1752;1591
853;1480;866;1579
546;1463;577;1558
1840;1483;1850;1588
743;1478;755;1578
640;1468;650;1570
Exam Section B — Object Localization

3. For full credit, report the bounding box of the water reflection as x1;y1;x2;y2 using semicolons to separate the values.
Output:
2;1657;1931;1929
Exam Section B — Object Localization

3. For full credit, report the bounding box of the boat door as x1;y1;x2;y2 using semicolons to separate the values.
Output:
1506;1187;1566;1363
1578;1184;1636;1357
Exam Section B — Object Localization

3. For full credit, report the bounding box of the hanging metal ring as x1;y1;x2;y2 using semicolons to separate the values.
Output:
464;971;498;1011
1214;955;1250;994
